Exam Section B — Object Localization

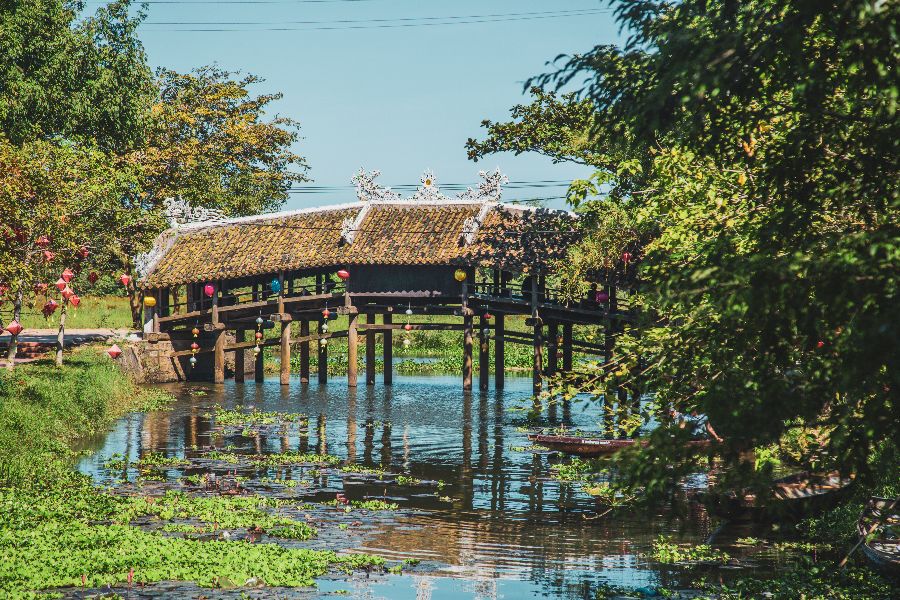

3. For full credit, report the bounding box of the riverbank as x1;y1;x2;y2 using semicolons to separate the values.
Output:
0;348;383;597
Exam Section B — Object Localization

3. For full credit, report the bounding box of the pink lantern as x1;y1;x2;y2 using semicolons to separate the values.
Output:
42;299;59;317
6;320;23;336
190;342;200;351
107;344;122;359
404;323;413;332
88;272;98;285
203;284;215;297
622;251;633;264
483;313;493;320
35;235;50;248
78;246;89;259
595;290;610;303
69;294;81;308
120;274;131;287
61;286;74;301
55;278;67;291
61;268;74;283
42;250;55;262
337;269;350;281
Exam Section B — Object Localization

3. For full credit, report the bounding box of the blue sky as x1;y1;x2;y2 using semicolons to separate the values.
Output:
113;1;624;209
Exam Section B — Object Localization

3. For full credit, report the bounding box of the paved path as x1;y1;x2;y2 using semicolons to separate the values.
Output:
0;329;142;363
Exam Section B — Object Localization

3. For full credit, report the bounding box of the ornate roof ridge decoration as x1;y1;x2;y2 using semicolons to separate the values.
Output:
163;197;227;229
460;202;496;246
352;169;402;202
458;168;509;203
340;202;373;245
352;168;509;205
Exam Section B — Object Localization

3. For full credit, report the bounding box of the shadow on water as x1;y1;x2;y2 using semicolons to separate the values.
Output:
75;375;780;599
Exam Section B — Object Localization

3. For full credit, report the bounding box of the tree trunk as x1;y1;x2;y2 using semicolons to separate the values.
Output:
56;303;67;366
128;280;142;329
5;289;23;371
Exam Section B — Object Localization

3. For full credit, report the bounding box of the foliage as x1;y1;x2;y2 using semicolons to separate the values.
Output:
475;0;900;493
211;406;305;427
649;535;730;564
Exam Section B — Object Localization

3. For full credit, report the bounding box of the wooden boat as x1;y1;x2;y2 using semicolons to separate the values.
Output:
701;470;854;522
858;497;900;578
527;433;711;458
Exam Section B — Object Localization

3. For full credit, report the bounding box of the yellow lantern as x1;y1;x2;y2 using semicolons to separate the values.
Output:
143;296;157;308
454;269;467;282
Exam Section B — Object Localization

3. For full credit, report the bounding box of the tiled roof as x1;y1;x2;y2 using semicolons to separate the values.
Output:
140;201;576;288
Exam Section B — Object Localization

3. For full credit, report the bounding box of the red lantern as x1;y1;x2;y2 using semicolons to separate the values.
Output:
322;308;330;319
622;252;633;264
35;235;50;248
203;284;215;297
55;278;67;291
62;286;74;300
483;313;493;320
6;320;23;336
337;269;350;281
42;300;59;317
595;290;610;303
34;283;48;294
190;342;200;351
816;340;825;349
404;323;413;332
69;294;81;308
61;268;74;283
107;344;122;359
120;274;132;287
255;331;263;340
88;272;99;285
42;250;55;262
78;246;89;259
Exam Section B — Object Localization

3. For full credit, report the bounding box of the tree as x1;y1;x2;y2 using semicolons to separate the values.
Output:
473;1;899;494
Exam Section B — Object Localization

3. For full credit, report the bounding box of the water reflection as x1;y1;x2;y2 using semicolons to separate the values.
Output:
78;375;719;599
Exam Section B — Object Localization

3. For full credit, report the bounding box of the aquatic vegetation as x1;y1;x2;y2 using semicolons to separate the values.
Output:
137;388;177;412
549;457;604;483
251;451;341;468
325;498;399;511
340;464;386;477
211;406;306;427
650;535;730;564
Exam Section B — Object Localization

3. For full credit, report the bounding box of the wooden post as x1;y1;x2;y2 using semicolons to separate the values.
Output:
235;329;246;382
347;310;359;388
280;321;291;386
462;279;473;391
547;321;558;375
562;323;573;371
211;284;225;383
383;312;393;385
478;315;489;391
366;312;376;385
317;317;328;384
299;320;310;383
494;313;505;390
531;276;543;394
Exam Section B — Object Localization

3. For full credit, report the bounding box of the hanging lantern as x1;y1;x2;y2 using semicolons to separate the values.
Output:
622;252;632;264
61;268;74;283
405;307;413;316
321;323;328;333
42;300;59;317
403;338;411;348
270;278;282;294
595;290;610;303
34;282;48;294
189;356;197;367
337;269;350;281
107;344;122;359
203;284;215;298
61;286;74;301
322;308;330;319
253;346;261;355
55;278;67;291
143;296;157;308
255;316;264;325
42;250;55;262
454;269;467;282
6;320;23;336
69;294;81;308
255;331;263;340
78;246;89;259
35;235;50;248
319;338;327;347
120;274;132;287
482;328;490;337
191;342;200;351
88;272;99;285
404;323;412;332
483;312;493;320
191;327;200;337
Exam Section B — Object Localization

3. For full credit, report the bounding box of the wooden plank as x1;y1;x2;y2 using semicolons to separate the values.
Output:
358;323;465;331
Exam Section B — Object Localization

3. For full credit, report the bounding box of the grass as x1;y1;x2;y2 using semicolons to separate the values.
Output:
18;295;133;329
0;347;383;597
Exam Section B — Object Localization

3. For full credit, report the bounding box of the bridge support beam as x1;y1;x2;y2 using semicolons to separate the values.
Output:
213;330;225;384
235;329;246;382
494;313;505;390
366;312;376;385
347;311;359;388
547;321;558;375
383;312;393;385
531;277;543;394
463;314;473;391
478;315;489;391
299;320;310;383
562;323;573;371
280;321;291;386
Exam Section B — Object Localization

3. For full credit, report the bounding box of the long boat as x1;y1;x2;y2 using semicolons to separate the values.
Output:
701;470;854;522
527;433;711;458
858;497;900;578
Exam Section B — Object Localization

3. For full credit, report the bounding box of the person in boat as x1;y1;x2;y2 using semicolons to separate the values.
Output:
670;408;724;443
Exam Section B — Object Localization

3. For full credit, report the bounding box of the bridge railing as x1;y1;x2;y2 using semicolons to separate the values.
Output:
471;280;631;313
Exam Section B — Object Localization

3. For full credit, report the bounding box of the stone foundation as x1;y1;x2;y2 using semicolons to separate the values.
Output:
121;332;255;383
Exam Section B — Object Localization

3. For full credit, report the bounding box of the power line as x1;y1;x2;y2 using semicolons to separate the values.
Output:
142;8;610;31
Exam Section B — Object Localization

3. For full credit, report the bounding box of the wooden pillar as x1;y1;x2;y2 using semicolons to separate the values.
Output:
235;329;246;382
462;279;473;391
531;276;543;394
478;315;489;391
494;313;505;390
280;321;291;386
383;312;393;385
547;321;558;375
562;323;573;371
299;320;310;383
347;310;359;388
366;312;376;385
254;342;264;383
211;284;225;384
317;318;328;384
